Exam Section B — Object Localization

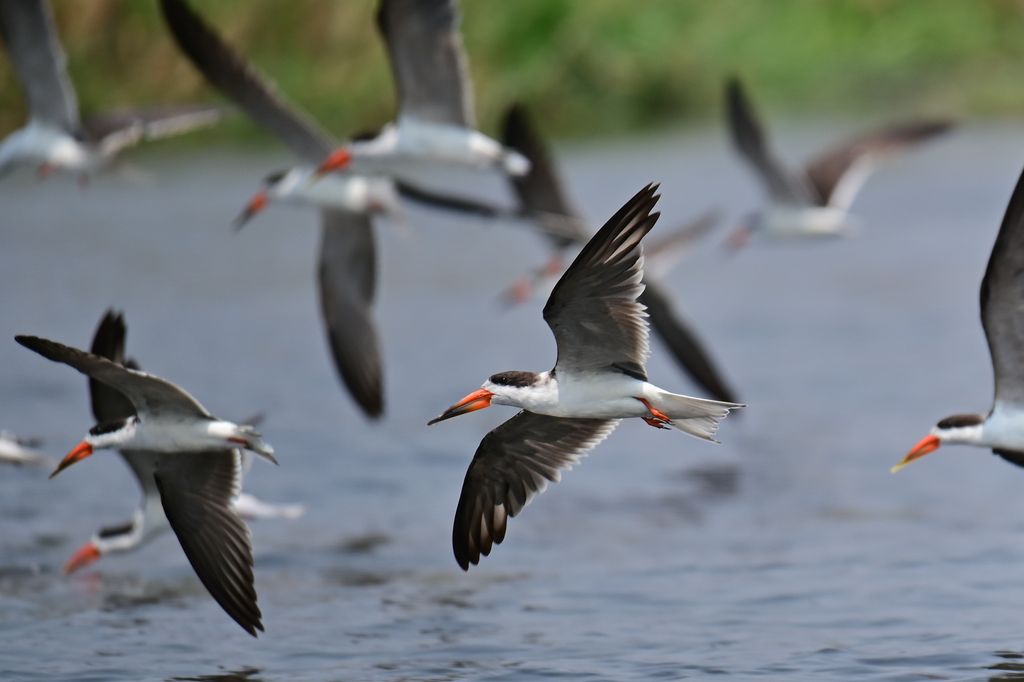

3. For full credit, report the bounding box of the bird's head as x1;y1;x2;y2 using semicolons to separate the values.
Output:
233;169;293;229
427;372;542;425
64;510;147;574
891;413;985;473
50;416;138;479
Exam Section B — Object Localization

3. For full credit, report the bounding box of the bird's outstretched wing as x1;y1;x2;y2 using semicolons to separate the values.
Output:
155;450;262;636
160;0;334;161
317;211;383;418
803;120;953;209
16;335;211;419
0;0;79;130
543;184;659;379
453;412;617;570
725;77;812;205
377;0;473;127
981;166;1024;407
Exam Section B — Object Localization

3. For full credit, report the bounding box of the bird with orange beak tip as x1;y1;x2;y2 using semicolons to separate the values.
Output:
891;433;943;473
891;164;1024;477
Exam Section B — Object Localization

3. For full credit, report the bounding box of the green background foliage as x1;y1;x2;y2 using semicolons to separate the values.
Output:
2;0;1021;144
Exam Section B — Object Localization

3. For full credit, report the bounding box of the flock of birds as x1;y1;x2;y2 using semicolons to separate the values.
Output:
1;0;1012;642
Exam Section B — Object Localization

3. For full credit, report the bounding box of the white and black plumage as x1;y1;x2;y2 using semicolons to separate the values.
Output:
15;333;274;636
0;0;222;178
725;76;953;247
428;184;743;570
316;0;528;178
498;104;738;404
894;166;1024;473
0;431;49;467
161;0;384;419
160;0;530;419
64;310;303;577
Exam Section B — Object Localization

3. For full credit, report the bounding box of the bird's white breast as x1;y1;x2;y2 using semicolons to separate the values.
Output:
981;403;1024;450
523;373;650;419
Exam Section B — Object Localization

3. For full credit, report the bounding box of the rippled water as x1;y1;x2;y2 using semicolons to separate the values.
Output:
3;124;1024;680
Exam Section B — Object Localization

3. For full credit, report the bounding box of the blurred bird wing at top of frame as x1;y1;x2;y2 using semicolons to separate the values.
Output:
378;0;474;128
0;0;79;132
803;119;955;211
159;0;335;162
724;76;816;206
161;0;390;419
501;103;587;249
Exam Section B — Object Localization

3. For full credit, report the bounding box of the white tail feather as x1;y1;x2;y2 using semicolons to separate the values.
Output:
652;390;744;442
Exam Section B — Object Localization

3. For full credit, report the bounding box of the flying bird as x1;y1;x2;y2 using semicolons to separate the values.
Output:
316;0;528;179
15;333;274;636
0;431;50;467
63;310;303;577
161;0;534;419
724;76;952;248
428;184;743;570
498;104;738;404
893;166;1024;474
0;0;222;179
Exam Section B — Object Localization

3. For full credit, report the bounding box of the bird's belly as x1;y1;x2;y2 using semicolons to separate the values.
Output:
134;420;219;453
538;374;650;419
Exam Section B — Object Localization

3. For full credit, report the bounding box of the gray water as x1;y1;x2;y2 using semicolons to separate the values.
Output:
2;124;1024;681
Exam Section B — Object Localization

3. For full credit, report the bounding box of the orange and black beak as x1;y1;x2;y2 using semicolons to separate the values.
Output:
315;148;353;177
64;541;101;574
233;190;269;230
891;434;941;473
428;389;493;425
49;441;93;480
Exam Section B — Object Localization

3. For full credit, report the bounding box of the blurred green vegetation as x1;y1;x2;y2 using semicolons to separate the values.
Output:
2;0;1023;145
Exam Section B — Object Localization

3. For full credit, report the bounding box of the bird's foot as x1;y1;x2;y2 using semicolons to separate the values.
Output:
637;398;672;429
642;416;671;429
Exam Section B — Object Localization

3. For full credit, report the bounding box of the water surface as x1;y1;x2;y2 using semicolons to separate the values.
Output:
2;124;1024;681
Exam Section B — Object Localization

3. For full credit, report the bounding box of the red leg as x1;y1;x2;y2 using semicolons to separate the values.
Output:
642;416;671;429
637;398;672;429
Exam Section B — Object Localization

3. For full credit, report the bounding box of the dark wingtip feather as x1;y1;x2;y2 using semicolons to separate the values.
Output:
501;102;530;147
90;309;126;358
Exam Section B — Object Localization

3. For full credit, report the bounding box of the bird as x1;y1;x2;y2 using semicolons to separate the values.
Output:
427;184;744;570
892;166;1024;474
15;334;275;636
497;104;738;404
724;76;953;248
315;0;528;179
0;431;50;467
63;310;303;577
160;0;533;420
0;0;223;179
